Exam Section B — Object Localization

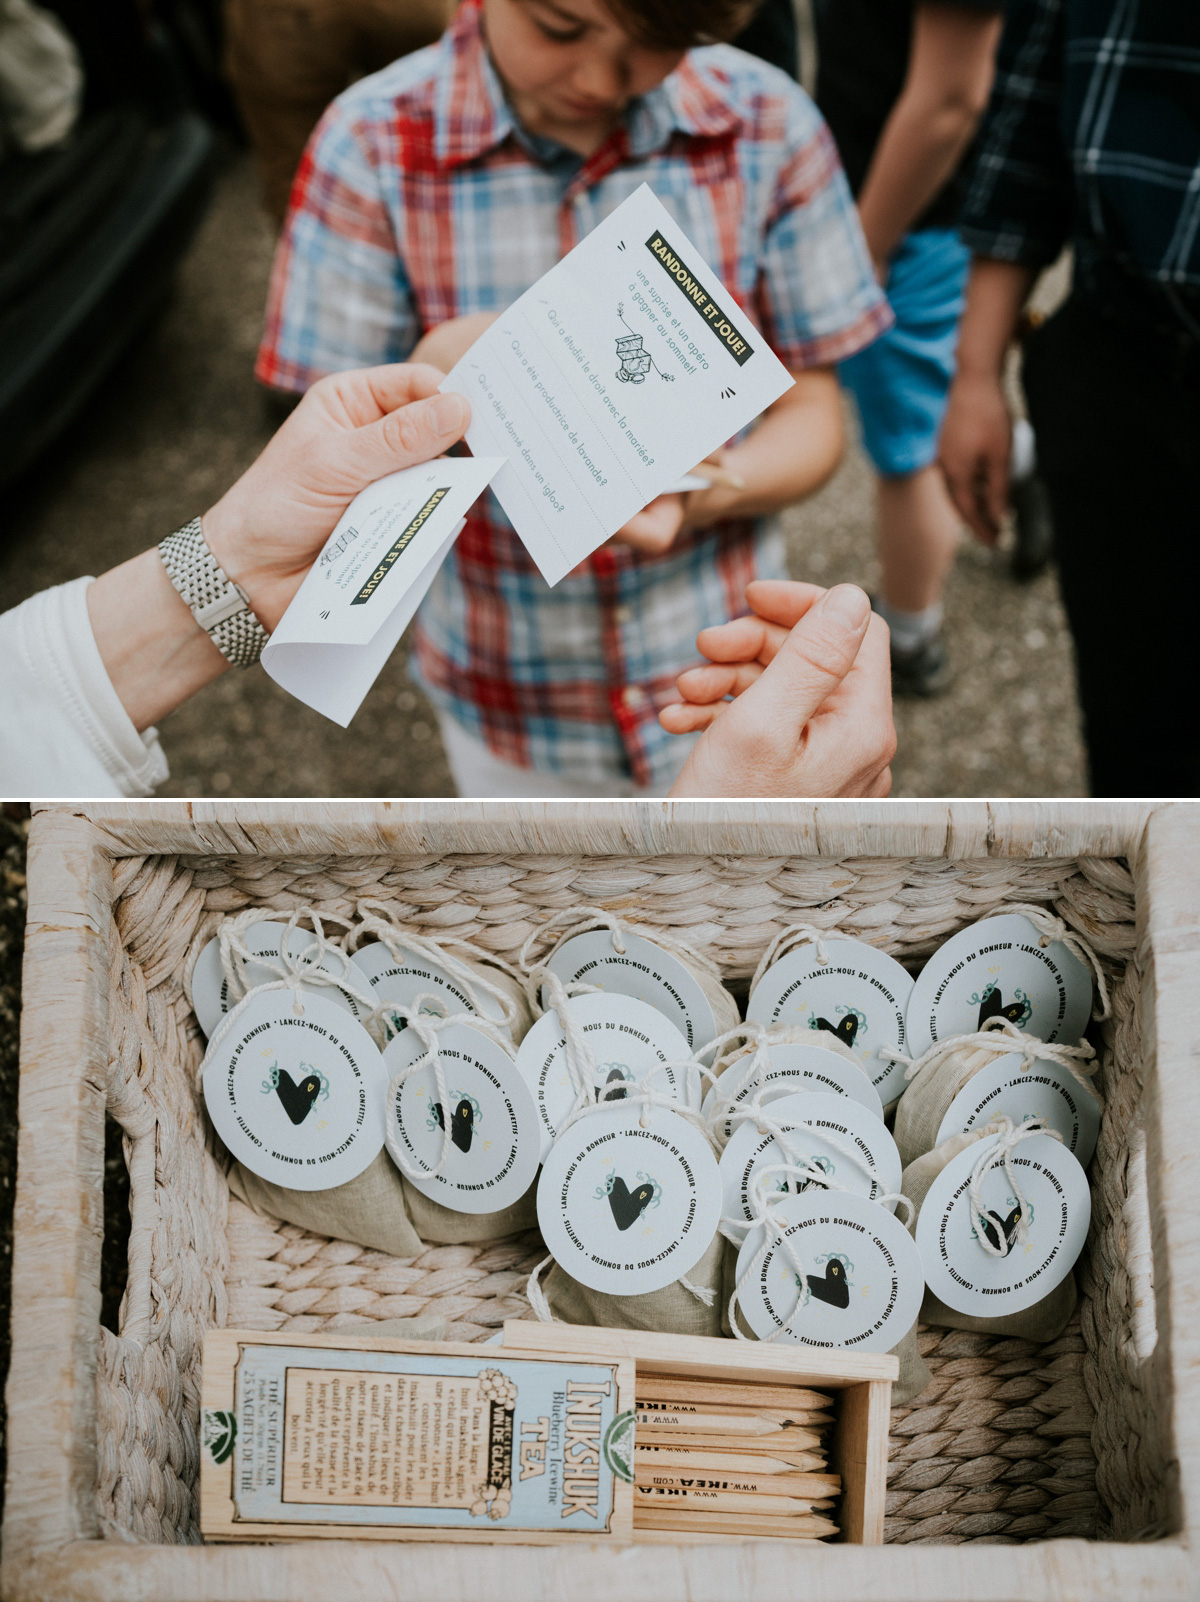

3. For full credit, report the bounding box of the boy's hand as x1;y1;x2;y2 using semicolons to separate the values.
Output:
409;312;501;374
202;363;470;630
609;493;687;555
662;580;896;797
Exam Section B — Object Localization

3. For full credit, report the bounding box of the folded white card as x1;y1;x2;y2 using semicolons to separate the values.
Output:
261;454;503;726
440;183;796;585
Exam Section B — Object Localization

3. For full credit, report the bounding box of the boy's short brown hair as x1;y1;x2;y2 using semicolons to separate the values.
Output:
601;0;762;51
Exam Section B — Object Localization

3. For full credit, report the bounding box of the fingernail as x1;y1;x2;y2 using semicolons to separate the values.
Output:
430;392;468;433
821;584;870;629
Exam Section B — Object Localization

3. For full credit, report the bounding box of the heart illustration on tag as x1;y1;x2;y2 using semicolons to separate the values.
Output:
814;1012;859;1048
273;1068;322;1126
433;1097;476;1153
606;1175;656;1230
975;981;1032;1030
980;1203;1022;1253
805;1257;850;1308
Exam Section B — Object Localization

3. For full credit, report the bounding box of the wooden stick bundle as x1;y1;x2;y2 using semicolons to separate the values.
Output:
635;1447;824;1475
635;1469;836;1498
633;1509;840;1539
635;1376;832;1411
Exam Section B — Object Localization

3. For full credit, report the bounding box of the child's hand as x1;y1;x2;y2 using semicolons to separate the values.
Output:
609;493;687;555
409;312;500;374
662;580;896;797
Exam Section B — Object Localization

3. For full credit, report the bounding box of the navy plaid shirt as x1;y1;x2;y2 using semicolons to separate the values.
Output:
961;0;1200;309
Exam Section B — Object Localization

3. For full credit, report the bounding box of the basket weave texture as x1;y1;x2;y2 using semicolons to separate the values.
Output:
95;849;1162;1549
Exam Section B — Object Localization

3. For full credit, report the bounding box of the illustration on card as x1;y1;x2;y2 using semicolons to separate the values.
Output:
973;1194;1027;1254
598;1168;661;1230
791;1249;853;1309
429;1091;483;1154
469;1368;518;1519
809;1005;867;1050
261;1060;329;1126
973;972;1033;1030
615;304;674;385
202;1408;237;1465
598;1061;634;1102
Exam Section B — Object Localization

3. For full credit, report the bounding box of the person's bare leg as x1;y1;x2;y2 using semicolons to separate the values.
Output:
876;462;960;614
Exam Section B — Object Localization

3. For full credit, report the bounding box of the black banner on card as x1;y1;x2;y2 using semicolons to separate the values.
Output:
643;232;755;367
351;487;450;604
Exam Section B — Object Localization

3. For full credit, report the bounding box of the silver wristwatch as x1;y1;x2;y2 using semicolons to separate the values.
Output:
158;517;270;668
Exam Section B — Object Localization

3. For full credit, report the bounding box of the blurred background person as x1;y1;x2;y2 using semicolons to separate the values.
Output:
814;0;1006;695
940;0;1200;797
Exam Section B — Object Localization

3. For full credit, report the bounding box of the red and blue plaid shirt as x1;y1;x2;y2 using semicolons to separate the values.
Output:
257;0;889;788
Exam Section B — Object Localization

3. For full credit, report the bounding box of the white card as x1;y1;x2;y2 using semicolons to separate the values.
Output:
916;1131;1091;1316
514;994;692;1162
382;1021;540;1213
544;929;720;1053
935;1051;1102;1168
261;454;504;725
440;184;794;586
351;939;512;1030
734;1191;925;1350
704;1041;885;1141
536;1102;721;1296
905;914;1094;1059
191;920;364;1038
201;990;388;1190
718;1091;901;1234
746;938;914;1107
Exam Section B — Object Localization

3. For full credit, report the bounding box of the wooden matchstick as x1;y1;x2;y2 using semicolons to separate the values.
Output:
632;1508;840;1540
634;1431;824;1457
635;1411;788;1436
635;1447;823;1475
635;1470;836;1499
633;1376;832;1410
634;1487;830;1516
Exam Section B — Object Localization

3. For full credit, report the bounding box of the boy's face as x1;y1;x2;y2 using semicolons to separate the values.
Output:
482;0;685;154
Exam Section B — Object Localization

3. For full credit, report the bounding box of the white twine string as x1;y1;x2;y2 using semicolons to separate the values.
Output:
749;923;841;996
967;1115;1062;1258
519;905;724;1015
216;908;371;1016
381;996;517;1184
350;898;526;1035
999;902;1112;1021
886;1015;1100;1101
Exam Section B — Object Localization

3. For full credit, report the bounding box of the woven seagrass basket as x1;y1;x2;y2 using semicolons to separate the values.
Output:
4;800;1197;1602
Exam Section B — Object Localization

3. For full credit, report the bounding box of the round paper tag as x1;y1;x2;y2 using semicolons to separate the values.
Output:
191;921;363;1038
916;1131;1091;1316
536;1103;721;1295
934;1052;1102;1167
383;1021;540;1213
201;990;387;1190
351;939;510;1031
704;1040;884;1139
734;1191;924;1350
905;914;1093;1058
718;1091;902;1231
745;939;914;1107
515;994;692;1161
545;930;720;1052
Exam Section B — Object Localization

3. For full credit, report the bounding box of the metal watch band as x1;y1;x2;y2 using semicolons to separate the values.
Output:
158;518;270;669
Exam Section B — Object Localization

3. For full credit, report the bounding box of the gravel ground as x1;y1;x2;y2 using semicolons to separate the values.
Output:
2;151;1087;798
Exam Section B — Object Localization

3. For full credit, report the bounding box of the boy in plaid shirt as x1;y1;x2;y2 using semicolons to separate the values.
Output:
258;0;889;795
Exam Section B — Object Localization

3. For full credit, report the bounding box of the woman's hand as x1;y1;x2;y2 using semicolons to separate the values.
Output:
663;580;896;797
202;363;471;630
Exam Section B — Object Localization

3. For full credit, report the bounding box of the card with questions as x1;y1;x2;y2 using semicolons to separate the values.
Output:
514;994;692;1161
261;454;504;726
915;1131;1091;1317
536;1103;721;1296
718;1091;902;1234
201;990;388;1190
440;184;794;586
544;929;720;1053
934;1053;1102;1167
190;920;365;1038
734;1191;924;1351
383;1021;540;1213
704;1039;884;1140
905;914;1093;1058
746;938;914;1107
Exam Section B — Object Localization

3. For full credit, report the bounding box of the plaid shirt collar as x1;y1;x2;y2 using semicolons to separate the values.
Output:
433;0;742;170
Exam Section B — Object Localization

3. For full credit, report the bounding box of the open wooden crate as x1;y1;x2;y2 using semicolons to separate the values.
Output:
4;800;1198;1602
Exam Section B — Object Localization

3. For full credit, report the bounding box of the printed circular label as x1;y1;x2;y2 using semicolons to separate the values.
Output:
191;921;363;1038
545;930;719;1052
734;1190;924;1350
905;914;1093;1059
745;939;913;1107
536;1103;721;1295
718;1091;902;1231
935;1051;1102;1167
351;939;511;1030
201;989;387;1190
704;1040;884;1139
916;1131;1091;1316
515;993;692;1161
383;1021;540;1213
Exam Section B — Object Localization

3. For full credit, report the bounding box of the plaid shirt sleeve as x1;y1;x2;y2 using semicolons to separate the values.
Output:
959;0;1073;269
756;98;893;368
256;101;418;392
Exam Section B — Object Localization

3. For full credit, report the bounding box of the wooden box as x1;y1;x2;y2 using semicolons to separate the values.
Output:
4;799;1198;1602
